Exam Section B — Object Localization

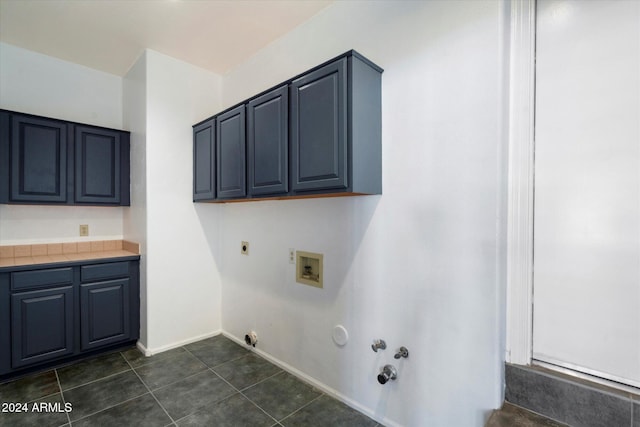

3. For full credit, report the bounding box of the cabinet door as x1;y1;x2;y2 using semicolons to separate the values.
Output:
10;114;68;202
80;278;130;350
11;286;74;368
216;106;246;199
75;125;121;204
193;119;215;201
290;58;348;191
248;86;289;196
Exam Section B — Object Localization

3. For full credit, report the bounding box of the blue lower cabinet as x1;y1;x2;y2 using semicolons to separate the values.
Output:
80;278;130;350
0;259;139;378
11;286;74;368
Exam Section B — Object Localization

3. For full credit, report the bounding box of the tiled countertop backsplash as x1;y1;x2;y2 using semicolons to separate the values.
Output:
0;240;140;268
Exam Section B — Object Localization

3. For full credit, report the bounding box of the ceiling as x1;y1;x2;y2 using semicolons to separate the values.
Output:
0;0;332;76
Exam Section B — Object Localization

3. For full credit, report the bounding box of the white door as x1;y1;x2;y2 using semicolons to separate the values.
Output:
533;0;640;387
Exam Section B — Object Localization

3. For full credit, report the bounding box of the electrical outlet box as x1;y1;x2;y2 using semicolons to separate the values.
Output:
79;224;89;236
296;251;323;288
241;241;249;255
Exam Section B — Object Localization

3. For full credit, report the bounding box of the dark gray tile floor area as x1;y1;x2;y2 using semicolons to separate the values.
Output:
0;335;381;426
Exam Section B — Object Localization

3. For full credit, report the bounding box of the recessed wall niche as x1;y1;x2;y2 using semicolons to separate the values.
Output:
296;250;323;288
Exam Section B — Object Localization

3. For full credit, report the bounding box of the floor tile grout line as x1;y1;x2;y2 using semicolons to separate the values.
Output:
245;396;280;424
240;373;325;424
186;365;279;425
199;368;280;427
59;366;133;393
121;346;191;370
278;393;325;424
140;364;210;393
237;369;286;393
203;364;294;426
188;344;323;424
63;352;150;424
68;390;149;424
168;365;241;425
127;346;211;392
9;389;61;406
188;341;337;423
54;369;72;426
174;342;347;425
123;353;176;425
55;350;133;390
182;343;251;370
122;345;242;423
129;345;269;425
236;387;279;425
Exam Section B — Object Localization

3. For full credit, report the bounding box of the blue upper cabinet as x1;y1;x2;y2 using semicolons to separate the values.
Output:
290;53;383;197
291;59;348;192
216;105;246;199
75;125;126;205
192;50;383;203
0;110;130;206
8;114;69;203
248;85;289;196
193;119;215;201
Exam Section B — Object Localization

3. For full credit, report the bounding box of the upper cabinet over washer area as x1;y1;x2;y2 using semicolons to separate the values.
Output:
0;110;130;206
193;50;383;203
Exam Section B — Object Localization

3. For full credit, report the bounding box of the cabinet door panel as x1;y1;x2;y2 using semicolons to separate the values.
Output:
75;126;121;204
193;120;215;200
291;58;347;191
11;287;74;368
248;86;288;196
80;279;130;350
216;106;246;199
11;115;68;202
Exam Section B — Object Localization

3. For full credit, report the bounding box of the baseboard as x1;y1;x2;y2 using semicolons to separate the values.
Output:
221;331;400;427
137;329;222;356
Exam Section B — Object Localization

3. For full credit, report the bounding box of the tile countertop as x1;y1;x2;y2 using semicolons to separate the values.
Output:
0;240;140;270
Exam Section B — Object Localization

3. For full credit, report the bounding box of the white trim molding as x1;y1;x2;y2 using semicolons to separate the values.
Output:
505;0;536;365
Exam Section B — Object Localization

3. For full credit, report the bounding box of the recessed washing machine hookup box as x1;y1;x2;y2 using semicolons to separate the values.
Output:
296;251;323;288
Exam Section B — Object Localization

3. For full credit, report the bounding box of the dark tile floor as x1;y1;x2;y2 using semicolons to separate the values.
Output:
0;335;381;427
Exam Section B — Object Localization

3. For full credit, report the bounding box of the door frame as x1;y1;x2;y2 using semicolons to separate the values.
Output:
506;0;536;366
508;0;640;390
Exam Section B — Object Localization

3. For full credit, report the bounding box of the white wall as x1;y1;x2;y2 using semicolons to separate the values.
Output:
218;1;508;426
123;52;149;345
0;42;124;244
141;50;223;352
